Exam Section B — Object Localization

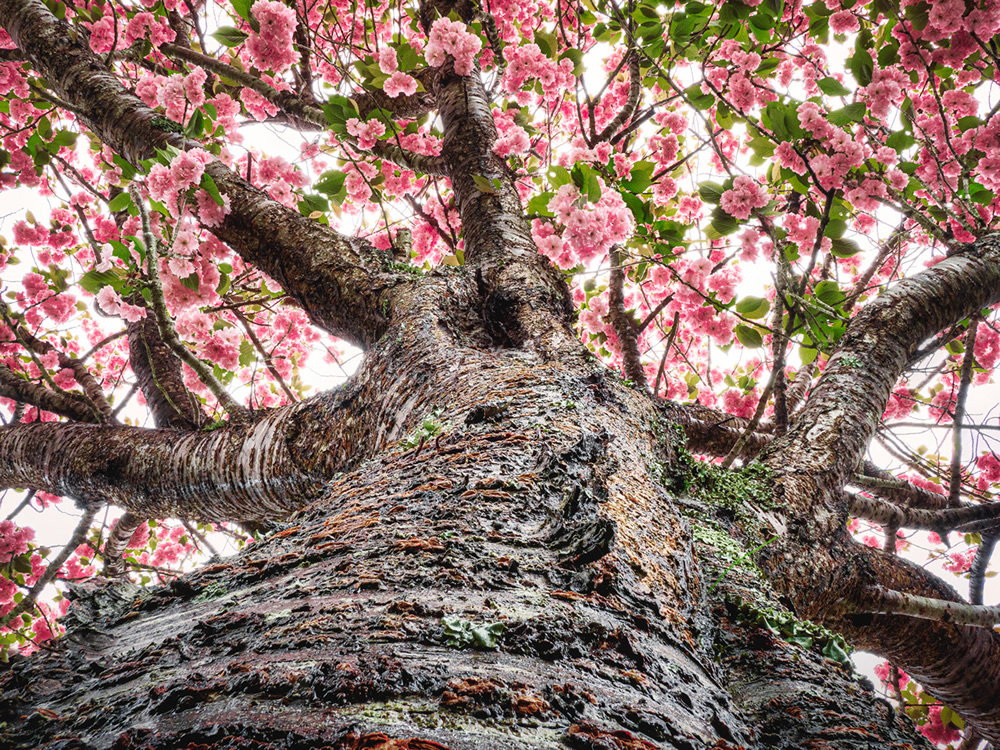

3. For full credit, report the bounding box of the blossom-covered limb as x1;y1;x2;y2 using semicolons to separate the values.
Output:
594;52;641;144
159;42;326;129
0;362;98;423
0;0;399;347
11;315;113;423
131;185;249;426
0;302;112;424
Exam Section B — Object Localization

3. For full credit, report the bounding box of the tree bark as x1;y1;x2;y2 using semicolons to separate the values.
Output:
0;335;931;749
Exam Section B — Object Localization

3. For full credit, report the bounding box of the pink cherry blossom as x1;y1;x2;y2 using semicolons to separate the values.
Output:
426;18;482;76
384;71;418;98
720;176;769;220
245;0;299;73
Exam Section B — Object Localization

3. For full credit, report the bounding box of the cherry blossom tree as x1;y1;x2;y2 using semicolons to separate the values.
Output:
1;0;1000;746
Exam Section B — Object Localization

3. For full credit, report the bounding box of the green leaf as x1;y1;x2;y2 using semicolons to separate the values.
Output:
827;103;866;127
526;191;553;216
622;192;651;223
735;296;770;319
211;26;248;47
298;194;329;216
215;271;231;297
185;109;204;139
821;638;850;664
735;324;764;348
830;237;862;257
112;155;136;181
814;279;845;307
847;47;873;87
572;164;602;203
471;622;505;649
107;191;133;213
698;181;726;205
622;161;655;193
238;339;255;367
314;170;347;197
472;175;497;194
884;130;913;152
179;273;200;291
684;83;715;110
817;76;852;96
200;173;225;207
559;48;585;76
533;29;557;58
51;130;78;150
79;269;123;294
546;165;571;187
707;209;739;238
231;0;255;22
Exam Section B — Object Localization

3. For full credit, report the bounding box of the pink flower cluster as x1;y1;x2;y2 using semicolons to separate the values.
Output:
246;0;299;73
0;520;33;561
720;176;768;220
492;108;530;158
346;117;386;150
501;44;575;101
96;286;147;323
17;271;77;326
147;149;214;215
535;181;634;267
136;68;207;124
384;71;418;98
124;12;176;48
87;15;119;54
425;18;482;76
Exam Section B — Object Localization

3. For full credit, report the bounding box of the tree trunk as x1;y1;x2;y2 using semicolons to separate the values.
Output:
0;311;929;749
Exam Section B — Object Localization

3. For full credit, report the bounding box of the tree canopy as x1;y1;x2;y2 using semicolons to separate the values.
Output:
3;0;1000;745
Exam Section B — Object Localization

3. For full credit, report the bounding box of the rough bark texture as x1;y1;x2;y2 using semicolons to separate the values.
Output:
0;336;931;749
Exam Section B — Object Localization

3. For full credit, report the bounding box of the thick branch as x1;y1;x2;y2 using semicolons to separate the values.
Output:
848;493;1000;533
854;585;1000;629
0;389;352;522
126;311;207;430
0;362;99;423
434;62;576;354
761;234;1000;741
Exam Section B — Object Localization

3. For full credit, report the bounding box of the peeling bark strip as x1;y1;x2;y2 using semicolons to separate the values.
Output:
0;0;401;348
